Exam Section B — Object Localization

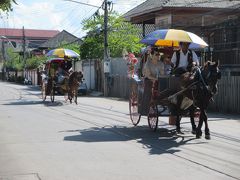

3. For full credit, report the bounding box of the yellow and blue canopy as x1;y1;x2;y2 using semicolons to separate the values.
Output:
46;48;80;58
140;29;208;49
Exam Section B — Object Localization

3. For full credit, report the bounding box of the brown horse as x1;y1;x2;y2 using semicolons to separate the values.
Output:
68;71;83;104
174;61;221;139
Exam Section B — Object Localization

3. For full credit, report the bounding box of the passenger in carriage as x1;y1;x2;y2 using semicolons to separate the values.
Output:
49;62;58;78
161;50;173;75
140;47;165;115
143;47;165;81
56;66;66;84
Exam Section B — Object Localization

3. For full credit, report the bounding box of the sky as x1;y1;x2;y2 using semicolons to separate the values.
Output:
0;0;145;38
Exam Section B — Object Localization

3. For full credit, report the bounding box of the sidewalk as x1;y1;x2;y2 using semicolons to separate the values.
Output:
88;91;103;97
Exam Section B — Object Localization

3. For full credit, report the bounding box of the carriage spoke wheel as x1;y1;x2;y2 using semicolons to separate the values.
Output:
148;105;158;131
129;91;141;126
50;81;55;103
41;83;46;101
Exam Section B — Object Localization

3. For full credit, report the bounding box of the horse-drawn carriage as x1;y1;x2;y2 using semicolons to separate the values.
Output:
41;57;83;104
129;56;221;139
129;74;197;128
128;29;221;139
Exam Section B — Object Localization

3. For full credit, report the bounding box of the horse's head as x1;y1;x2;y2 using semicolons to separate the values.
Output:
201;61;221;94
69;71;83;84
76;71;83;83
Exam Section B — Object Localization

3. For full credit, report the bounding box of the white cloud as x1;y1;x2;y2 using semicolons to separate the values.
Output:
1;0;145;37
6;1;65;30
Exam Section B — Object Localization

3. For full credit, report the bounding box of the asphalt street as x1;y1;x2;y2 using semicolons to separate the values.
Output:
0;82;239;180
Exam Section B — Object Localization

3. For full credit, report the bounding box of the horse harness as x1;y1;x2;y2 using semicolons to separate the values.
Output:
191;66;218;106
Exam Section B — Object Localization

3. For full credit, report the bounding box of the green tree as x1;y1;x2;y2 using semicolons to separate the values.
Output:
80;12;143;59
5;48;23;71
25;55;46;69
0;0;17;12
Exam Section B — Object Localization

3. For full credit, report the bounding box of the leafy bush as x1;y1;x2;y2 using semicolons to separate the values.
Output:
80;12;143;59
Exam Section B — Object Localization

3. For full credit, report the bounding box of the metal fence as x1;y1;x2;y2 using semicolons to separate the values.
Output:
210;75;240;113
109;75;130;99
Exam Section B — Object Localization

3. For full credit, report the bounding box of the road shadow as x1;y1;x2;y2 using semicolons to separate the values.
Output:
22;85;41;92
3;100;44;106
43;101;64;107
3;99;64;106
63;126;201;155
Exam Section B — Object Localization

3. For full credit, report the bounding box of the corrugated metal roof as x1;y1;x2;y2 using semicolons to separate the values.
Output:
124;0;240;19
0;28;60;38
40;30;82;48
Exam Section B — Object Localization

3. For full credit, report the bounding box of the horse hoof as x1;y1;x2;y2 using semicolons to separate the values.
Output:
196;134;201;139
205;135;211;140
176;129;184;135
196;130;202;139
191;128;196;135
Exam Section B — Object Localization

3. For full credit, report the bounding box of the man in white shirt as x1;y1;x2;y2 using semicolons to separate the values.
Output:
170;42;199;134
171;42;199;74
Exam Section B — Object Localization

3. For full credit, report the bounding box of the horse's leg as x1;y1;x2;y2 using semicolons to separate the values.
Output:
175;95;184;134
189;105;196;134
74;88;78;105
64;85;69;102
202;109;210;140
68;88;73;104
196;108;204;138
176;115;184;134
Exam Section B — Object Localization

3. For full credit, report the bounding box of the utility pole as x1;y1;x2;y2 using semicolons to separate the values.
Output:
1;38;6;80
103;0;110;96
22;26;26;77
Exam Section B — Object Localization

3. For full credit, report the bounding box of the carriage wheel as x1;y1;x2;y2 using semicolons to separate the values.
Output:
41;82;46;101
148;105;158;131
50;81;55;103
129;90;141;126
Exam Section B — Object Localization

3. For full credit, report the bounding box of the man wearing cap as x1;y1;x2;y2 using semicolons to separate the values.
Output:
171;42;199;74
170;42;199;134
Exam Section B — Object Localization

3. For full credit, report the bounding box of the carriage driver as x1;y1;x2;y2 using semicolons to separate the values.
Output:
57;62;70;84
170;42;199;75
170;42;199;134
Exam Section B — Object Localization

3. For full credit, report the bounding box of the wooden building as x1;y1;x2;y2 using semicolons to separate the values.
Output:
124;0;240;113
124;0;240;65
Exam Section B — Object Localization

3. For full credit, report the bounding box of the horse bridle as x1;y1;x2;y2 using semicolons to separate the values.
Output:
195;67;209;90
195;66;221;95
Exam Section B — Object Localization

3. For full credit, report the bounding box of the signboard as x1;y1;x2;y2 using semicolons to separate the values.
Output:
104;61;110;73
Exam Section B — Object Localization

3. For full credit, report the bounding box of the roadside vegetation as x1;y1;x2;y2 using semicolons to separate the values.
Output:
80;11;143;59
0;0;17;12
2;9;142;83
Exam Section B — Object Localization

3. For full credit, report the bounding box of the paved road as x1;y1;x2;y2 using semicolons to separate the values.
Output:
0;82;240;180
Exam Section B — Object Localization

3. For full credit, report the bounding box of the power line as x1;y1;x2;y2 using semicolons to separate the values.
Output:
69;0;106;36
63;0;100;8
